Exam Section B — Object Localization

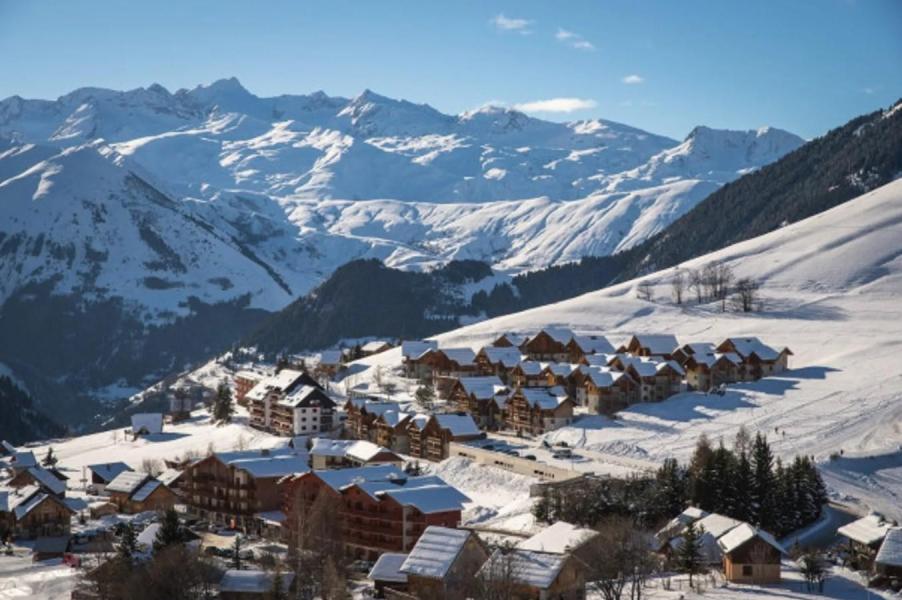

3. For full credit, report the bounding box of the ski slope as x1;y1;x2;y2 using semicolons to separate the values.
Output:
356;179;902;520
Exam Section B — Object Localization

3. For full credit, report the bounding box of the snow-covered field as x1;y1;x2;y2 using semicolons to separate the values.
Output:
0;553;78;600
352;178;902;521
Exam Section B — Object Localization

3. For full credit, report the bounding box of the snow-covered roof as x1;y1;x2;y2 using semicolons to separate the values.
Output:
457;376;506;399
361;340;392;353
131;479;163;503
875;528;902;567
513;361;544;375
314;464;407;493
26;467;66;496
347;399;401;417
0;485;38;513
539;327;575;344
220;569;295;593
130;413;163;435
401;526;473;578
495;332;528;347
402;340;438;359
369;552;409;583
582;367;628;388
434;413;481;437
158;468;182;487
440;347;476;366
656;506;709;541
543;363;577;377
87;462;132;483
518;387;570;411
688;352;742;368
13;490;71;520
670;512;744;562
379;484;470;514
106;471;150;495
722;337;783;361
9;451;37;469
255;510;286;525
379;410;411;427
838;513;895;546
245;368;315;402
632;334;679;354
479;346;523;367
570;335;615;354
136;523;161;549
518;521;598;554
310;438;395;463
717;523;786;555
1;440;16;455
679;343;716;356
224;452;309;479
318;350;343;365
278;384;332;408
480;549;567;589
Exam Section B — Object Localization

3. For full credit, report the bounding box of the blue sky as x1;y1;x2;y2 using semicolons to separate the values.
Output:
1;0;899;139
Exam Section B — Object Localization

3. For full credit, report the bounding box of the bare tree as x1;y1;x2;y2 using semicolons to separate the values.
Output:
671;270;686;305
688;269;704;304
141;458;163;477
732;277;761;312
584;517;657;600
471;543;517;600
636;280;654;302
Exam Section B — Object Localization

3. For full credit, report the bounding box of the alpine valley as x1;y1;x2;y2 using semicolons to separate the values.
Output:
0;75;865;432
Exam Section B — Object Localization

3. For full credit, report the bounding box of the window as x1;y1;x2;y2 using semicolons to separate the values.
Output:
742;565;753;576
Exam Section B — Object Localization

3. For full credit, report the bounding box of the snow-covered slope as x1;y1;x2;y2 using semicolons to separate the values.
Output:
353;179;902;519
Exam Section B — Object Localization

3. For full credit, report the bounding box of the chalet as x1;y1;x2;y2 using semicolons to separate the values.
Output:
618;334;679;359
509;361;547;388
368;552;409;598
478;548;587;600
449;376;509;429
130;413;163;438
518;521;600;564
718;523;786;584
309;438;403;469
504;387;574;436
402;340;439;378
344;399;401;441
283;467;469;560
684;352;742;391
3;451;37;475
655;506;709;547
400;526;490;600
573;367;637;414
838;513;895;569
522;328;574;362
474;346;522;382
316;350;344;379
566;334;615;363
408;414;482;462
372;410;413;453
158;468;184;494
0;485;74;539
248;370;336;436
219;569;295;600
660;512;745;564
106;471;177;514
417;348;479;396
541;363;579;397
167;390;194;422
183;448;308;531
87;462;133;494
671;342;716;366
620;358;684;403
234;370;265;405
716;337;793;379
361;340;394;356
875;528;902;579
491;333;528;349
7;466;67;498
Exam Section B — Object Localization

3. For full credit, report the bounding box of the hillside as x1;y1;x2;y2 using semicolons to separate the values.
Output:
353;178;902;520
0;370;65;444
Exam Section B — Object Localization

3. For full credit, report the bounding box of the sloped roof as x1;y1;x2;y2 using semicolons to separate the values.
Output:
540;327;575;344
513;361;543;375
314;464;407;493
379;410;411;427
379;484;470;514
245;368;319;402
1;440;17;455
369;552;409;583
136;522;161;549
543;363;577;377
518;521;598;554
88;462;133;483
310;438;395;463
434;414;481;437
131;479;163;503
570;335;615;354
408;414;430;430
130;413;163;434
722;337;782;361
519;388;570;411
279;385;334;408
402;340;438;359
401;526;472;578
875;528;902;567
14;491;73;519
457;376;506;399
479;549;567;589
479;346;523;367
633;334;679;354
10;451;37;469
158;468;183;487
318;350;343;365
717;523;786;555
583;367;628;388
680;343;716;356
838;513;895;546
227;454;309;479
0;485;40;513
361;340;392;353
495;333;528;347
27;467;66;496
220;570;295;593
441;347;476;366
106;471;150;495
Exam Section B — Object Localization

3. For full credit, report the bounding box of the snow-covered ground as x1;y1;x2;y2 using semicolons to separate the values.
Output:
0;552;78;600
350;178;902;521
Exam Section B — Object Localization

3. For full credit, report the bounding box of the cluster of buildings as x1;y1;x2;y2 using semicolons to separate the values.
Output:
838;513;902;582
398;331;792;436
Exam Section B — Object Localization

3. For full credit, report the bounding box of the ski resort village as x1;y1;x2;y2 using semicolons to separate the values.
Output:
2;179;902;599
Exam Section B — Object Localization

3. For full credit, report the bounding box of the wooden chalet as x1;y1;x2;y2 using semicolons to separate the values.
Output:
7;466;67;498
671;343;716;366
0;485;74;539
509;361;548;388
86;462;133;494
612;357;684;403
106;471;177;514
477;548;587;600
449;376;509;429
372;410;413;453
361;340;394;357
838;514;895;570
474;346;522;382
716;337;793;380
309;438;404;470
416;348;478;397
541;363;579;397
875;528;902;579
344;399;401;442
401;340;439;378
368;552;409;598
491;333;528;349
316;350;344;379
400;526;490;600
565;334;615;363
684;352;742;391
573;367;637;414
521;328;574;362
407;414;482;462
618;334;679;359
717;523;786;584
504;387;574;435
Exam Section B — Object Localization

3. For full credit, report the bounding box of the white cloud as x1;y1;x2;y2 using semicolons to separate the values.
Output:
513;97;598;113
622;74;644;84
555;28;595;51
492;14;532;34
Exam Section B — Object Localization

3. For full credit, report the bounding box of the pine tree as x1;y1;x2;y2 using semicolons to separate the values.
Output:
732;449;754;522
689;434;714;508
154;508;183;552
532;488;551;523
751;432;776;530
678;521;705;588
213;381;234;424
655;458;688;517
117;522;138;564
232;534;243;570
414;383;435;409
708;442;737;514
772;458;794;536
42;446;58;467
